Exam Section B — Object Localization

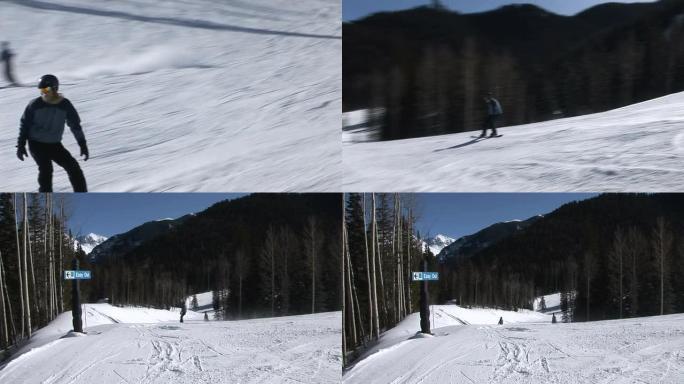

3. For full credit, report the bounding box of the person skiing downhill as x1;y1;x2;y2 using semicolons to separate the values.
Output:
1;41;18;86
180;301;187;323
480;93;503;138
16;74;89;192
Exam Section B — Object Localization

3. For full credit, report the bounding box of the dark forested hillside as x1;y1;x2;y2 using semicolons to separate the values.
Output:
344;0;684;140
88;194;342;319
439;194;684;322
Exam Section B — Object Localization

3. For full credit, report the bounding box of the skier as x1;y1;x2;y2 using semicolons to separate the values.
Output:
204;312;209;321
498;316;503;325
16;74;89;192
180;301;187;323
480;93;503;138
552;313;557;323
1;41;18;86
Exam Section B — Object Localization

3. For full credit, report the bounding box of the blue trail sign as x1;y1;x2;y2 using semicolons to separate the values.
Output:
64;270;91;280
412;271;439;281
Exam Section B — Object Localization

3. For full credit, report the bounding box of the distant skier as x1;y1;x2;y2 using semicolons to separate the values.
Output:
552;313;557;323
480;93;503;138
1;41;18;86
204;312;209;321
180;301;187;323
16;74;89;192
498;316;503;325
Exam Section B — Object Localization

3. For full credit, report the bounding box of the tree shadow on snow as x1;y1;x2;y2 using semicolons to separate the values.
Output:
8;0;341;40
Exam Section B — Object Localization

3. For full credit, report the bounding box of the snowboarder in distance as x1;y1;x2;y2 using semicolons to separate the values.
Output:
180;301;187;323
498;316;503;325
1;41;18;86
17;74;89;192
204;312;209;321
480;92;503;138
552;313;557;323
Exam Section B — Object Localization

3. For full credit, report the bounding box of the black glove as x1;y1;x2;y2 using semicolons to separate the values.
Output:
16;144;28;161
78;141;89;161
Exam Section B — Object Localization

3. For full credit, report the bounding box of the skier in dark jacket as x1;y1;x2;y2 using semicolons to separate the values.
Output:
1;42;18;86
16;74;89;192
480;93;503;138
180;302;187;323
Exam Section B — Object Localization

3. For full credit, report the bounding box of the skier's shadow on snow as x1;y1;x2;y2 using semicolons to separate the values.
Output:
8;0;341;40
434;138;483;152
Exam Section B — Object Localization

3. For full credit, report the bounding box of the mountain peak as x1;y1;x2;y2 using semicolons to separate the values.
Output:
74;233;108;255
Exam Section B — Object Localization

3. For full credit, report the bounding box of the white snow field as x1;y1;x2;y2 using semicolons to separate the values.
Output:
0;0;341;192
344;305;684;384
343;91;684;191
0;304;342;383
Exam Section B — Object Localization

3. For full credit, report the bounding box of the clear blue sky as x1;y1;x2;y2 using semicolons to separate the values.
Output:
343;0;658;21
60;193;246;237
414;193;597;240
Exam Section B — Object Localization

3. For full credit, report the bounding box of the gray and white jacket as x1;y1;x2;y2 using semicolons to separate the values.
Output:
18;96;86;146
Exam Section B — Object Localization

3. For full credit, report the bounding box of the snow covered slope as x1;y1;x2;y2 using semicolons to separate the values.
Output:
344;306;684;383
344;92;684;191
0;0;341;192
0;304;341;383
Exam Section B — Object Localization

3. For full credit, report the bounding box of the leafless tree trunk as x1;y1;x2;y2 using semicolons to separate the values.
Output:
363;195;373;339
370;193;380;338
23;193;32;337
653;217;672;316
14;194;24;339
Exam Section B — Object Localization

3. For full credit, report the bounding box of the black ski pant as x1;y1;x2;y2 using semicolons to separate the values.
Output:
481;115;499;136
3;61;16;85
28;140;87;192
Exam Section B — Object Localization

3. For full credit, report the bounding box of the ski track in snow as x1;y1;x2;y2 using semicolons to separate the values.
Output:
343;305;684;384
0;304;341;384
343;92;684;191
0;0;341;192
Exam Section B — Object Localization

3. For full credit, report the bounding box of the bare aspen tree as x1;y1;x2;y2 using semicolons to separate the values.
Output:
362;194;373;339
342;198;347;366
344;221;357;345
407;208;412;314
23;193;32;337
370;193;380;338
653;217;672;316
0;251;7;347
14;194;24;338
58;200;64;313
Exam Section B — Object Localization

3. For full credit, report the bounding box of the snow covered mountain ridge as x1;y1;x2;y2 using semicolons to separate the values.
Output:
420;234;456;256
74;233;108;255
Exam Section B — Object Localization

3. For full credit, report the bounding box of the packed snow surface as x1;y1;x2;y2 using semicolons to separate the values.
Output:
344;305;684;383
0;304;341;383
0;0;341;192
343;92;684;191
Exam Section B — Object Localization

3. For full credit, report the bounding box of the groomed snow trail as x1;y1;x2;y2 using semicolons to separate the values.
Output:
0;0;341;192
344;92;684;191
0;305;341;383
344;308;684;384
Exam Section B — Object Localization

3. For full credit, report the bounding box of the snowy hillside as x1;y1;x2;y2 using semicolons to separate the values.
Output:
0;0;341;192
74;233;107;254
344;92;684;191
344;305;684;383
0;304;341;383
